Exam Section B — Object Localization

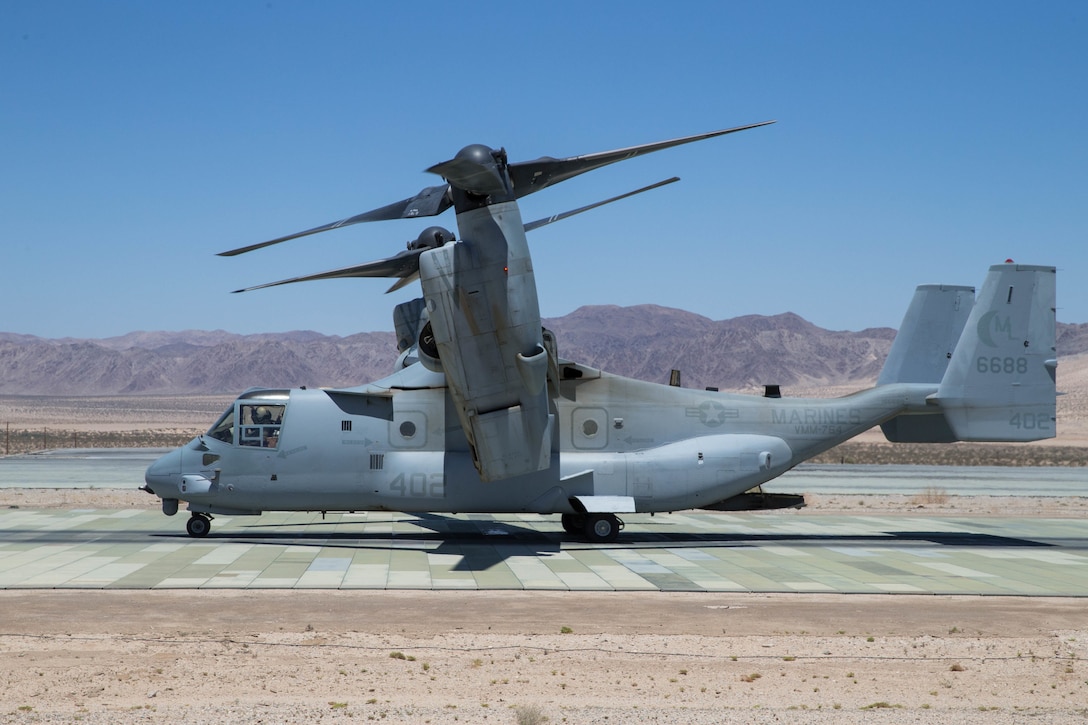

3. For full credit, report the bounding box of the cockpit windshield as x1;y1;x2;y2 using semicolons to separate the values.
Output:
206;395;287;448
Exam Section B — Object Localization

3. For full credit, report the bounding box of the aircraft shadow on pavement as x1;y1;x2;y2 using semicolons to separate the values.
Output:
2;517;1062;575
153;515;1058;572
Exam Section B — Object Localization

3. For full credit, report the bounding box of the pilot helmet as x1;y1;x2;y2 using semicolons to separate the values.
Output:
255;406;272;423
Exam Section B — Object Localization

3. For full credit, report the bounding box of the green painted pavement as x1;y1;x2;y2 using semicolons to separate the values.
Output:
0;508;1085;595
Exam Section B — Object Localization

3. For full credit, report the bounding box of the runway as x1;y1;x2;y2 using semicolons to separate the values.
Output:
1;450;1086;595
0;507;1085;595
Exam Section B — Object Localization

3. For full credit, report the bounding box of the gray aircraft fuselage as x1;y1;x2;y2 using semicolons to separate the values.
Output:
146;362;934;517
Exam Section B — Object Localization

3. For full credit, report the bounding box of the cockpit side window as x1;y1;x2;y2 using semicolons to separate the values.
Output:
207;407;235;444
238;403;286;448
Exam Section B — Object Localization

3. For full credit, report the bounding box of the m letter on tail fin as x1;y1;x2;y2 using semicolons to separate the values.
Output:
935;263;1057;442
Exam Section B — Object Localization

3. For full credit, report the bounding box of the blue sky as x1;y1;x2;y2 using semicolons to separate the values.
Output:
2;1;1085;339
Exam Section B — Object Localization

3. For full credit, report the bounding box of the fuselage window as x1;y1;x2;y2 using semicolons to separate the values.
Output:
239;404;286;448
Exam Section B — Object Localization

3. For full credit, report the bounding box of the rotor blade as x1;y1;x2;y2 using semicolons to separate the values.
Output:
231;249;425;294
385;271;420;294
218;184;452;257
522;177;680;233
509;120;774;199
426;156;508;196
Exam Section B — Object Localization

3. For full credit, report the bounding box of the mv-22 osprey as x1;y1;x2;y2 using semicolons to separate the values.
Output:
143;122;1058;541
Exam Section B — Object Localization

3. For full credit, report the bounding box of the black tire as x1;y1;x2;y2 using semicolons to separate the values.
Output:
186;514;211;538
561;513;584;534
583;513;621;543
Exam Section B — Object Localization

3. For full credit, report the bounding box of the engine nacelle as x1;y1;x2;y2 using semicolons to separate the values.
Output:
416;321;442;373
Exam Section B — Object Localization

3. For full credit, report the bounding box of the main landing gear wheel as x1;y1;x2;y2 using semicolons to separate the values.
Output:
186;513;212;538
561;513;585;534
583;513;623;543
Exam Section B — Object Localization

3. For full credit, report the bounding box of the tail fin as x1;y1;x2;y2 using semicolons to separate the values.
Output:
877;284;975;386
877;284;975;442
934;263;1057;441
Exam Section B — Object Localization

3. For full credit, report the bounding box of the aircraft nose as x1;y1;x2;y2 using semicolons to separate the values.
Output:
144;447;183;493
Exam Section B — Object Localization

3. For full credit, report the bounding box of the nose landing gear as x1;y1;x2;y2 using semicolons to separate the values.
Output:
186;513;213;538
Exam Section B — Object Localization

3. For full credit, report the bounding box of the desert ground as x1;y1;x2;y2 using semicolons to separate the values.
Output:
1;391;1087;723
1;588;1087;724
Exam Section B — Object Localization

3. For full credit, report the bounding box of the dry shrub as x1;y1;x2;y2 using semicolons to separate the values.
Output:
813;442;1087;467
2;428;198;455
912;487;950;505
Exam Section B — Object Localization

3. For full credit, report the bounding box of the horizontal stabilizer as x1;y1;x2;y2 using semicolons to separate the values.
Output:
879;414;959;443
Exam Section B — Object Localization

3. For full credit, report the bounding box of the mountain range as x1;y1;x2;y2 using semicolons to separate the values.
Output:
2;305;1086;396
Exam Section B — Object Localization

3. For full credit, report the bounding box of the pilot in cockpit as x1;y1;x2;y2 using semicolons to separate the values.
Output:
255;406;281;447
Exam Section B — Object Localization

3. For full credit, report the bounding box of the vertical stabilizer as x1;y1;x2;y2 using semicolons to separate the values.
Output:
877;284;974;442
877;284;975;385
935;263;1057;441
